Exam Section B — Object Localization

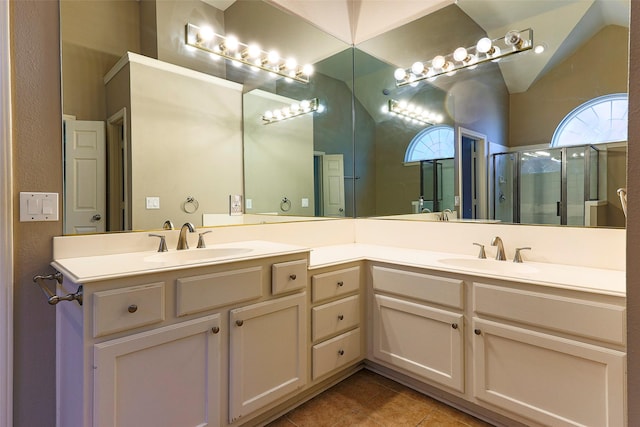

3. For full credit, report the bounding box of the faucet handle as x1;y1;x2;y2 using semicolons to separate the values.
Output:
149;234;168;252
513;247;532;263
197;231;212;248
472;243;486;259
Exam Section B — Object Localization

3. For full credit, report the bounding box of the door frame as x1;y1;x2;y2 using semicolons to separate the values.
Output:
457;127;488;220
0;1;13;425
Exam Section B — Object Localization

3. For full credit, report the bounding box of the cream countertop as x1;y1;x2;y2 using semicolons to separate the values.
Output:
309;244;625;297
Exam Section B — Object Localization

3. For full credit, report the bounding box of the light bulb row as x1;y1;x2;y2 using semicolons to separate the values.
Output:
186;23;313;84
394;29;533;87
387;99;443;125
262;98;319;124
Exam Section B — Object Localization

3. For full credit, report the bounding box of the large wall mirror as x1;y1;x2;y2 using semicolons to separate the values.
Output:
60;0;628;236
355;0;629;227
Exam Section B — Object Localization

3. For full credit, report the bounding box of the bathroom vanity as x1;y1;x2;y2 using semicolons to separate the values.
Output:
50;222;626;427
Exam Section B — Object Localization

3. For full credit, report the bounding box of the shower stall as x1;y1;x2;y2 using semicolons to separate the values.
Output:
492;145;599;226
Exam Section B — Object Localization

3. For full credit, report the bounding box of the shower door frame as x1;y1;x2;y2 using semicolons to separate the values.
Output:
492;145;598;225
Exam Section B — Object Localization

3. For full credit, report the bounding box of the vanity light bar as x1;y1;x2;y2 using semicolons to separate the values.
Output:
394;28;533;87
185;23;313;84
262;98;319;124
388;99;443;125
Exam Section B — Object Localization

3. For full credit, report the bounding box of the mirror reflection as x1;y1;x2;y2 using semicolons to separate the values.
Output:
356;0;628;227
60;0;629;235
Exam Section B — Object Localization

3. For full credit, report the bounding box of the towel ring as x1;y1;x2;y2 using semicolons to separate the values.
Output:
280;197;291;212
183;196;199;214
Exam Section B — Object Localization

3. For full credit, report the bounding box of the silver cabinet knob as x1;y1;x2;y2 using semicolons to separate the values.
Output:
474;329;482;335
338;314;344;321
236;320;244;327
337;281;344;287
128;304;138;313
289;274;297;280
338;349;345;356
211;326;220;334
451;323;458;329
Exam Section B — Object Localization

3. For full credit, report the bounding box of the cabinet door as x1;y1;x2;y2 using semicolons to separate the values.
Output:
93;314;221;427
229;293;307;423
473;318;625;427
372;294;464;392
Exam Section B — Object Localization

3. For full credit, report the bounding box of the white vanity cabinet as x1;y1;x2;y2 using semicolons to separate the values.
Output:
471;281;626;427
309;264;364;380
369;264;465;392
55;252;310;427
229;292;307;423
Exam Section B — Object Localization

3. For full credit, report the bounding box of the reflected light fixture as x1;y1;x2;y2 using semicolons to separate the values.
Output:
394;29;533;87
262;98;320;124
387;99;443;125
185;23;314;84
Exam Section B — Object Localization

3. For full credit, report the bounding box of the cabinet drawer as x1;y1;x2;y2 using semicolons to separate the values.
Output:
474;283;626;345
372;266;463;309
272;259;308;295
176;266;263;316
312;266;360;303
312;295;360;341
93;282;165;338
312;328;361;380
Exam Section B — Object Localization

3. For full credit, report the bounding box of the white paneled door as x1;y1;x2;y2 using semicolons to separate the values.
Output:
64;119;106;234
322;154;345;216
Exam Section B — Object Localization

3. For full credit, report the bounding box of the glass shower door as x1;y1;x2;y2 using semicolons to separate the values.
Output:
492;153;517;223
519;149;562;225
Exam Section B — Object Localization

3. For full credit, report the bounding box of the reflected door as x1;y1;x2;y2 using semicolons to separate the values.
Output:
322;154;346;216
63;119;106;234
519;149;562;225
420;158;454;212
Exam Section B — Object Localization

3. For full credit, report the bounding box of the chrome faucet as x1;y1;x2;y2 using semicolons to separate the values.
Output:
491;236;506;261
162;220;174;230
177;222;196;250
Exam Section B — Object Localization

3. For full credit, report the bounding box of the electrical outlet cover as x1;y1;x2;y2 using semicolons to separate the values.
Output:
230;195;243;216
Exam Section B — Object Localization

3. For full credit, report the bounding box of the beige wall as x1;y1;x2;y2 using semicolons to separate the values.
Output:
10;1;62;425
244;90;315;216
510;25;629;147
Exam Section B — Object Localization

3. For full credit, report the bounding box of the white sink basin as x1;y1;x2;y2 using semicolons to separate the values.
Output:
438;257;539;274
145;247;253;265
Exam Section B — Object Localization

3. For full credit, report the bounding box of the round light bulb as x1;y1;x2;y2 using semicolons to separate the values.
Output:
246;43;261;58
291;103;300;112
274;110;283;119
476;37;493;54
302;64;314;76
432;55;446;70
300;99;311;110
224;35;239;52
394;68;407;81
285;58;297;70
198;26;214;42
398;100;408;110
453;47;468;62
264;111;273;120
534;44;546;54
267;50;280;64
411;62;425;75
504;30;522;47
282;107;291;116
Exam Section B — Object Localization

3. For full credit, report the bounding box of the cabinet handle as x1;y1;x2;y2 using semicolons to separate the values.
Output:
289;274;297;280
211;326;220;334
236;320;244;327
337;281;344;287
474;329;482;335
451;323;458;329
338;349;345;356
127;304;138;313
338;314;344;321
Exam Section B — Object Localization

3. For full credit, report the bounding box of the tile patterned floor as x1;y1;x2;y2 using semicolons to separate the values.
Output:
267;369;495;427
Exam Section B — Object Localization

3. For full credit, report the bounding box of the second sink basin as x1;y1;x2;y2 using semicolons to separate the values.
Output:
438;257;539;274
145;247;253;265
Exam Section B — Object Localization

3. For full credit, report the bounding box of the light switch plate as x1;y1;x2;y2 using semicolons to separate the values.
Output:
20;192;59;222
146;197;160;209
245;198;253;210
301;198;309;208
230;195;243;216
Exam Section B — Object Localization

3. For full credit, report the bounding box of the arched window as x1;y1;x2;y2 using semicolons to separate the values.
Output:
404;125;455;162
551;93;628;147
